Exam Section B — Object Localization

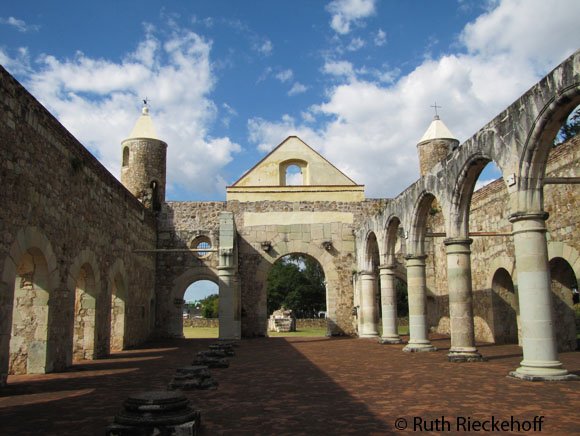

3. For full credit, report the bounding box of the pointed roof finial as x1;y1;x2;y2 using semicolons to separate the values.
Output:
142;97;150;115
430;101;442;120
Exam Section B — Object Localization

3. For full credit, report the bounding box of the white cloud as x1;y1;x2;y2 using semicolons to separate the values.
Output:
288;82;308;96
322;60;355;79
275;69;294;83
374;29;386;46
326;0;377;34
7;26;241;198
474;178;496;191
249;0;580;198
255;39;273;56
347;37;365;51
0;16;40;33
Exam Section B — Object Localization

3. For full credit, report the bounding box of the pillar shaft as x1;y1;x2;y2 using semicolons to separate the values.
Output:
218;266;240;340
359;272;379;338
444;238;482;362
378;265;402;344
508;212;575;380
403;255;436;352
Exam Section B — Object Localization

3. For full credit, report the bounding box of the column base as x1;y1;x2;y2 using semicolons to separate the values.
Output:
403;342;437;352
447;350;485;362
508;363;579;381
359;333;379;339
379;336;403;345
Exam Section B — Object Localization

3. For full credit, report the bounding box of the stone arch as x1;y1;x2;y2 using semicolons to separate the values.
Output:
108;260;128;352
383;216;402;266
363;230;380;273
251;241;339;336
1;227;59;379
67;250;101;362
518;83;580;211
448;152;508;237
280;159;308;186
169;266;219;338
408;190;439;255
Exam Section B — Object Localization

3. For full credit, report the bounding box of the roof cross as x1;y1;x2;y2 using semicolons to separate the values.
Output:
430;101;442;119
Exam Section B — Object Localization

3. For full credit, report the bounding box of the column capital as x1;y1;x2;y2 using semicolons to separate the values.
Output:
358;270;376;277
404;254;427;261
378;263;396;271
508;211;549;223
443;237;473;247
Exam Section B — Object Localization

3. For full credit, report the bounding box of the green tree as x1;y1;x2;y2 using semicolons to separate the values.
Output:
395;278;409;317
199;294;219;318
555;106;580;145
266;255;326;317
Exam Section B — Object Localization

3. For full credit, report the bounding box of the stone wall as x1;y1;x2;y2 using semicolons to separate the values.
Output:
155;201;225;337
423;136;580;349
0;66;157;379
229;199;386;337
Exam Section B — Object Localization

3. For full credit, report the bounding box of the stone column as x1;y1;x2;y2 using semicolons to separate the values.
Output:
218;247;241;340
403;255;436;352
378;265;402;344
444;238;483;362
359;271;379;338
508;212;576;380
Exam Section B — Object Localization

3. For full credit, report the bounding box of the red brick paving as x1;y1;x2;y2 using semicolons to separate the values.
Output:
0;335;578;435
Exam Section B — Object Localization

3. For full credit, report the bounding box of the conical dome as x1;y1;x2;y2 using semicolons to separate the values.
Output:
418;115;457;144
127;104;159;140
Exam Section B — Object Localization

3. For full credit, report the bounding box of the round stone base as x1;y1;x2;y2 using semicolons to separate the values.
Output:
447;351;485;362
378;337;403;345
359;333;379;339
403;343;437;353
508;369;580;382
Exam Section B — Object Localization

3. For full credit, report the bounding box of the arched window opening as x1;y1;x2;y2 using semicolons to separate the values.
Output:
549;258;578;351
122;147;130;167
150;180;161;212
554;104;580;146
490;268;518;344
266;254;327;336
285;164;303;186
182;280;219;339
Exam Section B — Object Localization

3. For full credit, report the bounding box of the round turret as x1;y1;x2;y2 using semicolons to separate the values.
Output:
416;115;459;176
121;104;167;211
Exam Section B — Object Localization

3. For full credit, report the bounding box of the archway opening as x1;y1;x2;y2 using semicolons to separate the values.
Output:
395;276;409;336
549;257;578;351
72;264;98;361
9;248;52;374
490;268;518;344
266;254;327;337
182;280;219;339
110;275;126;352
285;164;303;186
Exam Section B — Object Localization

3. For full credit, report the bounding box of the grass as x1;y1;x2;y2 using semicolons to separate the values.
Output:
183;326;219;339
183;325;410;338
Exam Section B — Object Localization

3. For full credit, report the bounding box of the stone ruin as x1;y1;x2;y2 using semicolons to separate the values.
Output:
106;391;201;435
168;365;218;390
268;308;296;333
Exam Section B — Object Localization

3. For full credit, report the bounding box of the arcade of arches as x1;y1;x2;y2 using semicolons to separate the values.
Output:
0;52;579;386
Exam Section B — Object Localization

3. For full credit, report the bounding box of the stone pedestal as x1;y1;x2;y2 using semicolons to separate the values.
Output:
444;238;483;362
107;391;200;435
508;212;577;381
378;265;403;344
169;365;218;390
209;343;235;356
193;353;229;368
359;272;379;338
403;255;436;352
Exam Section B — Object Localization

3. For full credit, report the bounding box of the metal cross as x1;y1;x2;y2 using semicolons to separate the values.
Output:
143;97;149;106
431;102;442;118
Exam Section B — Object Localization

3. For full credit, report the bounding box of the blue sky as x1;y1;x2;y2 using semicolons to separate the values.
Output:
1;0;579;200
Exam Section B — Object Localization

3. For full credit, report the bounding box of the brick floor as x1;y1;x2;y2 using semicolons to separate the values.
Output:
0;335;578;435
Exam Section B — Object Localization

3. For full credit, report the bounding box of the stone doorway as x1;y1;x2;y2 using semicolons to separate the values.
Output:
9;248;52;374
549;257;579;351
265;254;328;337
72;264;98;361
182;279;219;339
110;274;127;352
